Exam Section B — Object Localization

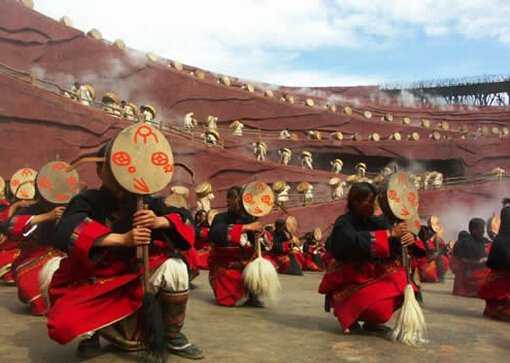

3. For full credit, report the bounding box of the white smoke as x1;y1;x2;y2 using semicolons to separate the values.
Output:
433;182;510;242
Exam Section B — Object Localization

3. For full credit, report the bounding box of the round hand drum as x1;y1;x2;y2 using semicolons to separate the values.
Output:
380;171;419;222
242;181;275;217
36;161;80;204
10;168;37;200
109;123;174;194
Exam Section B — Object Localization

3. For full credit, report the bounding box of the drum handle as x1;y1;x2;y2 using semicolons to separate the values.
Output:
137;197;150;293
402;245;411;282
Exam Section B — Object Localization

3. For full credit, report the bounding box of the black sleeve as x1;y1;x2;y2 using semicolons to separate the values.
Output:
487;238;510;269
54;192;97;252
209;214;233;247
146;197;194;251
272;231;290;254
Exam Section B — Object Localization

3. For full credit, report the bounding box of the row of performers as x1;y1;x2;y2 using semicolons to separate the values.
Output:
0;164;509;359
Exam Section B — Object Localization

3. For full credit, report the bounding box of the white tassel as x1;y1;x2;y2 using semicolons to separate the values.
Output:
391;284;428;346
39;256;63;309
242;237;281;305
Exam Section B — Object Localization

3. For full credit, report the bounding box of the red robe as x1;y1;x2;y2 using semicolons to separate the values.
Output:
209;211;266;307
318;212;425;330
5;208;64;316
451;237;491;297
416;237;449;283
46;190;194;344
479;223;510;322
194;226;211;270
303;242;325;272
270;229;304;275
0;199;20;283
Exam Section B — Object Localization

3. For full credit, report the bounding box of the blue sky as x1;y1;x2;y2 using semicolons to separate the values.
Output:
35;0;510;87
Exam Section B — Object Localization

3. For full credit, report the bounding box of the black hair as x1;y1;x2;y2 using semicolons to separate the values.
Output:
347;182;378;211
457;230;470;240
468;218;485;233
274;219;286;232
227;186;243;200
194;209;207;220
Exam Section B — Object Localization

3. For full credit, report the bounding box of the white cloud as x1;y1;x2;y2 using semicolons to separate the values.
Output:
32;0;510;87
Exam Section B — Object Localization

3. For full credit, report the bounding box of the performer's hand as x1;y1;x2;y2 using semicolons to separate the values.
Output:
49;206;66;221
400;233;415;247
133;209;158;228
124;227;152;246
243;221;263;232
391;222;409;238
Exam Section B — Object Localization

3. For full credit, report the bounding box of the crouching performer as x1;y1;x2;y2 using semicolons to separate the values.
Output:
209;182;277;307
319;182;424;335
46;142;203;359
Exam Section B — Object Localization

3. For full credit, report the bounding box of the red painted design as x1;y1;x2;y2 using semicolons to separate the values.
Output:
261;194;272;206
52;162;67;171
38;176;52;190
400;207;410;217
151;152;169;166
21;169;33;177
66;176;78;187
111;151;131;166
163;164;173;174
133;125;159;145
55;193;69;202
388;189;400;203
243;193;254;204
133;178;150;193
11;179;20;188
128;166;136;174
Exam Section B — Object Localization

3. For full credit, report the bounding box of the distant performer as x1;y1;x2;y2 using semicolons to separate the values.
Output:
253;141;267;162
301;151;313;170
208;186;269;307
319;182;424;334
451;218;491;297
272;181;290;207
347;162;371;186
140;104;158;126
207;115;218;131
195;181;215;213
279;148;292;166
230;120;244;136
121;101;139;121
279;129;291;140
331;159;343;174
204;130;220;146
184;112;197;130
479;199;510;322
329;177;346;200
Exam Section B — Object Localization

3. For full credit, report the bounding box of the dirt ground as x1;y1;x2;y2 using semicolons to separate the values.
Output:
0;272;508;363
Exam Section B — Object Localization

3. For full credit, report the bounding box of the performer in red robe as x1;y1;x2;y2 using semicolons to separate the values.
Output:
270;219;304;275
46;152;203;360
479;200;510;322
451;218;491;297
319;182;425;334
416;225;449;283
4;200;65;315
0;198;36;283
194;210;211;270
302;231;325;272
208;186;268;307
